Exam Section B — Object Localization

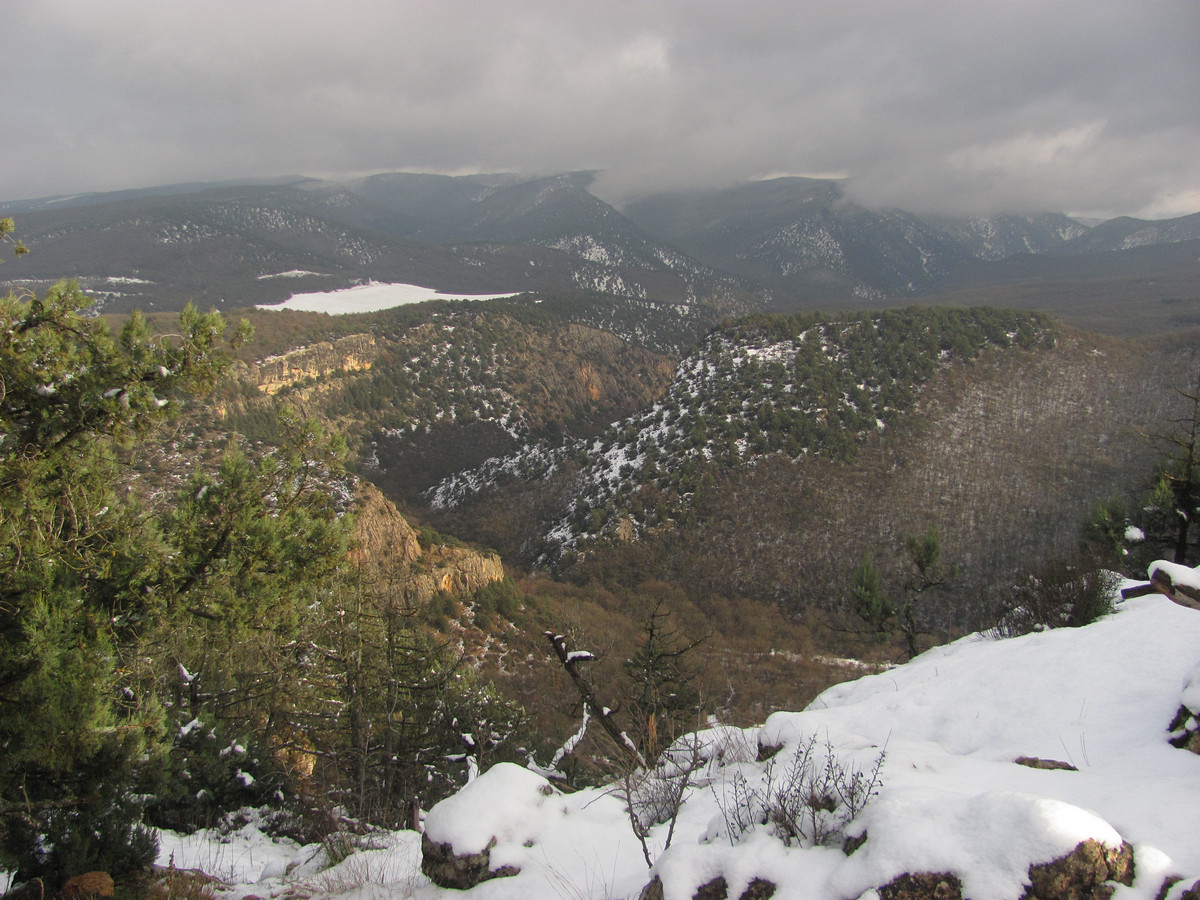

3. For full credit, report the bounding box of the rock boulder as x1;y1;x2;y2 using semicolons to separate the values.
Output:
420;833;519;890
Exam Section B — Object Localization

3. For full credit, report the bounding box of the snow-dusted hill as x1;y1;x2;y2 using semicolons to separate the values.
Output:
4;172;1196;330
427;307;1057;566
160;587;1200;900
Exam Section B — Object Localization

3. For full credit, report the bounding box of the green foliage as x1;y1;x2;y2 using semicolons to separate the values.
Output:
897;525;956;658
8;801;159;889
527;305;1056;559
308;568;526;823
417;524;467;551
0;226;535;858
1088;369;1200;573
1132;369;1200;565
0;279;254;874
1129;474;1180;566
474;576;524;621
0;217;28;259
845;527;956;656
1081;496;1132;567
146;714;287;835
163;412;350;629
423;590;460;630
850;553;892;644
905;525;943;583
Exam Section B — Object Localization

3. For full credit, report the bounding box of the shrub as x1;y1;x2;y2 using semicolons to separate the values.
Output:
991;550;1118;638
763;736;885;847
1082;497;1131;567
145;859;221;900
7;799;159;888
422;591;459;630
145;715;288;834
475;577;524;621
617;732;726;866
416;525;466;550
712;733;884;849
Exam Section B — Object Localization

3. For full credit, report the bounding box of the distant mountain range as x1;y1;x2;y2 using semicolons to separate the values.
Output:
2;172;1198;334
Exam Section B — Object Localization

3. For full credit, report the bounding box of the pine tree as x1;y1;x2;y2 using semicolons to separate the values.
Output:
850;553;892;644
1136;370;1200;565
623;598;706;759
897;525;955;658
0;276;252;882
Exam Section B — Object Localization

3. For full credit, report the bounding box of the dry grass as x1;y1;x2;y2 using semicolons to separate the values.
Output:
139;858;223;900
295;835;425;898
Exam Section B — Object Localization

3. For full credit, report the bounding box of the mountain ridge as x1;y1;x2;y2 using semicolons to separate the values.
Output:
3;172;1196;337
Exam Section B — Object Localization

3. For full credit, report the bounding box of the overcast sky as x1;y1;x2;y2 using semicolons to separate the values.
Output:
2;0;1197;218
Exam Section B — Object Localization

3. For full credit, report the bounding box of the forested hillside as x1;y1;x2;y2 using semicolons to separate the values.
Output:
94;280;1200;660
212;296;686;505
664;327;1183;629
421;309;1194;641
431;306;1053;546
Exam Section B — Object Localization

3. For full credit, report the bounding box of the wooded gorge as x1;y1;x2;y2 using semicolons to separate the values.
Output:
4;241;1200;888
186;293;1200;680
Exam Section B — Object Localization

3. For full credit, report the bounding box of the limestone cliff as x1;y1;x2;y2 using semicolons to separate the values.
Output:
406;547;506;606
352;480;423;567
253;334;377;396
352;482;504;605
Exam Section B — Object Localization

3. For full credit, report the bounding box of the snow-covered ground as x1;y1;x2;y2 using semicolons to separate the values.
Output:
257;281;520;315
160;586;1200;900
156;817;426;898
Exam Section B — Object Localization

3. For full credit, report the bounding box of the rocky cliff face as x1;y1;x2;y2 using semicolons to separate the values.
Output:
406;547;506;606
253;334;377;396
352;481;504;604
352;480;423;567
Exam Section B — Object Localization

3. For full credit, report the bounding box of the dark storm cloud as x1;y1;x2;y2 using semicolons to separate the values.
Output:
2;0;1196;217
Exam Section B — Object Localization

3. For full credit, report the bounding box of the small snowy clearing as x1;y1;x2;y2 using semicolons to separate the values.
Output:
157;818;425;898
157;815;315;889
159;584;1200;900
257;281;520;315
